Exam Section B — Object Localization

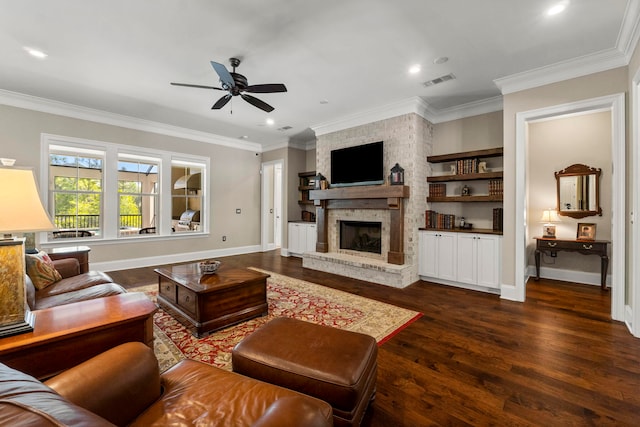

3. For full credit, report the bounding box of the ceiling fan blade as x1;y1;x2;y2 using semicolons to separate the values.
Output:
241;94;275;112
212;94;232;110
171;82;224;90
245;83;288;93
210;61;235;90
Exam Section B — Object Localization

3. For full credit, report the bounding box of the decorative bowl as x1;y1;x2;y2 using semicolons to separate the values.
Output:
199;260;221;274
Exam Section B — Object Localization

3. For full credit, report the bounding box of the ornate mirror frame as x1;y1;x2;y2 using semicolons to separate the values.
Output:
555;163;602;219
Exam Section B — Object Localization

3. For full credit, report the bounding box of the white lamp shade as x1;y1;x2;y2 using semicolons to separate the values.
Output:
0;167;56;233
540;209;561;223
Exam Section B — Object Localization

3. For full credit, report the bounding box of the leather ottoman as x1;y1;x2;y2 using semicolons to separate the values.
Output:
232;317;378;427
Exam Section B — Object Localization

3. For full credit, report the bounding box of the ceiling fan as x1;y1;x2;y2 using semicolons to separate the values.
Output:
170;58;287;113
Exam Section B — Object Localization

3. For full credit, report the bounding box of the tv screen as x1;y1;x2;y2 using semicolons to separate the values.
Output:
331;141;384;187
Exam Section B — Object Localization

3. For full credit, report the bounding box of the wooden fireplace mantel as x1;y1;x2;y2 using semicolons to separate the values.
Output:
309;185;410;265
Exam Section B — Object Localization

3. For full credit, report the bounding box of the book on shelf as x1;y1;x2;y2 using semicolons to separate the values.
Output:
429;183;446;197
425;210;456;230
488;179;503;196
492;208;503;231
455;158;479;175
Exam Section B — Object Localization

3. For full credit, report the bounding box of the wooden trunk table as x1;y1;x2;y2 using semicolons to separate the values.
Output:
0;293;156;380
155;263;269;337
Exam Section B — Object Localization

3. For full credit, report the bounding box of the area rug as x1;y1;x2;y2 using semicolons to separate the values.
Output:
130;268;422;372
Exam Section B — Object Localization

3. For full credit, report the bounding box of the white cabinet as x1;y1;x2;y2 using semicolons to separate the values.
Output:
456;233;500;289
418;231;457;281
288;222;316;257
419;230;501;291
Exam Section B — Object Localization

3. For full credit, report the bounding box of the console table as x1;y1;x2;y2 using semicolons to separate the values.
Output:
48;245;91;273
0;293;156;380
534;237;609;290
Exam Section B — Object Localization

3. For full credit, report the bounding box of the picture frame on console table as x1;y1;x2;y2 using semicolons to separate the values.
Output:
577;223;596;240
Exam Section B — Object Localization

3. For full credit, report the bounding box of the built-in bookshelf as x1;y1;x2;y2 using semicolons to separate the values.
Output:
425;147;503;234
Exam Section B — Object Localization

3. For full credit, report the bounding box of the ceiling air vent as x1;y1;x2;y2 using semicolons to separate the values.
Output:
423;73;456;87
277;126;293;131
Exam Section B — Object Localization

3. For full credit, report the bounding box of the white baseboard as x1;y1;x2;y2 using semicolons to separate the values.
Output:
526;265;609;287
93;244;262;272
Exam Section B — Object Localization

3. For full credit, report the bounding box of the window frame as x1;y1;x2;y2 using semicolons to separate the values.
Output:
40;133;209;243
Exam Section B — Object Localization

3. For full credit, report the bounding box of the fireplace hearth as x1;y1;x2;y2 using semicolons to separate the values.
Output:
340;221;382;254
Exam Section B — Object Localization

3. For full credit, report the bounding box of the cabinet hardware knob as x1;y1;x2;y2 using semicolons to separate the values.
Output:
547;242;557;247
185;296;190;302
582;244;593;250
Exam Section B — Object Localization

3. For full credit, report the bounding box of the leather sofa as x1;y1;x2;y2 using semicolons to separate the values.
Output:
0;342;333;426
26;255;126;310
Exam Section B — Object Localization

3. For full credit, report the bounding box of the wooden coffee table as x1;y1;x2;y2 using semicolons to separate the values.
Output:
155;263;269;337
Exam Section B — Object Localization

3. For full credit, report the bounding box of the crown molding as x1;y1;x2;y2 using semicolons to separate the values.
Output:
0;89;263;152
618;0;640;61
428;96;504;124
495;1;640;95
311;97;435;136
494;48;629;95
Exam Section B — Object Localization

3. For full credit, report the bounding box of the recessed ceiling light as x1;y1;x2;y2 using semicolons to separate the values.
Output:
433;56;449;65
320;99;329;104
409;64;421;74
239;135;249;139
265;118;275;126
547;1;568;16
24;47;48;59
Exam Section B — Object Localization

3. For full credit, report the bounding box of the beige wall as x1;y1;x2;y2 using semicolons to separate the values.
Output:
433;111;503;155
0;104;262;265
502;67;628;288
527;111;612;274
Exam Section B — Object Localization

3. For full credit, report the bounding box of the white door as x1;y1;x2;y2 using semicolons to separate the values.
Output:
477;235;500;288
419;231;438;277
456;234;477;285
438;232;457;281
273;163;282;247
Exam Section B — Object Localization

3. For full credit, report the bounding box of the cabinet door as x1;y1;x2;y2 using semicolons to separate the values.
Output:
456;234;478;285
419;231;438;277
305;224;317;252
437;232;457;281
476;235;500;288
288;223;300;254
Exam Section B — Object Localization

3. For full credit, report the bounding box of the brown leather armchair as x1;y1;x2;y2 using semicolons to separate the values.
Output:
26;255;126;310
0;342;333;427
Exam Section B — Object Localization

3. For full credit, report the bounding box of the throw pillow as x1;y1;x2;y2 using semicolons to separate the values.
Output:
26;251;62;290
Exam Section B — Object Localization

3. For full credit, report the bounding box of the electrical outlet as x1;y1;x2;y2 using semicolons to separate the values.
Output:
551;251;557;257
236;208;241;214
222;236;226;242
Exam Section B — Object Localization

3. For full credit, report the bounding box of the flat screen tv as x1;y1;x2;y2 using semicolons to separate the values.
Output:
331;141;384;187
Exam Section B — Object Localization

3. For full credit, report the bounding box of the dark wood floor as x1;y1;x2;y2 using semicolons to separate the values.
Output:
109;251;640;426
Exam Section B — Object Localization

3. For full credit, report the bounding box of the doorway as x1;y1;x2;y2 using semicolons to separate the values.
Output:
512;93;625;322
261;160;283;251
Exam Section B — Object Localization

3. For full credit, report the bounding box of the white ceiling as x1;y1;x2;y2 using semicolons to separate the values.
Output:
0;0;637;149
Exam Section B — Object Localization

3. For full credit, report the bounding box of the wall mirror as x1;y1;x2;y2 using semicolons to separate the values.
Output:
555;164;602;219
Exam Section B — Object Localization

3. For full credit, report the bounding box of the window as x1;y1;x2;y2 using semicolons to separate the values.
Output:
171;162;203;233
49;148;104;239
118;156;160;237
43;134;208;241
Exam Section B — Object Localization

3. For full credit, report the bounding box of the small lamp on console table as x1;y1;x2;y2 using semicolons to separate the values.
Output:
0;163;56;337
540;209;561;238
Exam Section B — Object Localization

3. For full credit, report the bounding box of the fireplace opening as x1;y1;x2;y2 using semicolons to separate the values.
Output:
340;221;382;254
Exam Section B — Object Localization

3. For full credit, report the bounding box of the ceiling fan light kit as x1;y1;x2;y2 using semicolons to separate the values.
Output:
171;58;287;113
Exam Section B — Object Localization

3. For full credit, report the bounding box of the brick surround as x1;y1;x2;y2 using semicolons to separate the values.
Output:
303;113;433;288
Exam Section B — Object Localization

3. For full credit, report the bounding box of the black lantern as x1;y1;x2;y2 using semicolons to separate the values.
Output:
390;163;404;185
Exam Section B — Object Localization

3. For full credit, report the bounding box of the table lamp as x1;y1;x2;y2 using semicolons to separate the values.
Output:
540;209;561;238
0;164;56;337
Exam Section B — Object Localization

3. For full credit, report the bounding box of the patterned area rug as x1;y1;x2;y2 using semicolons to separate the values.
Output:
131;268;422;372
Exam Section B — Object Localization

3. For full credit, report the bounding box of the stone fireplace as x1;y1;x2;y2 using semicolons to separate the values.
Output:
340;221;382;254
302;112;433;288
